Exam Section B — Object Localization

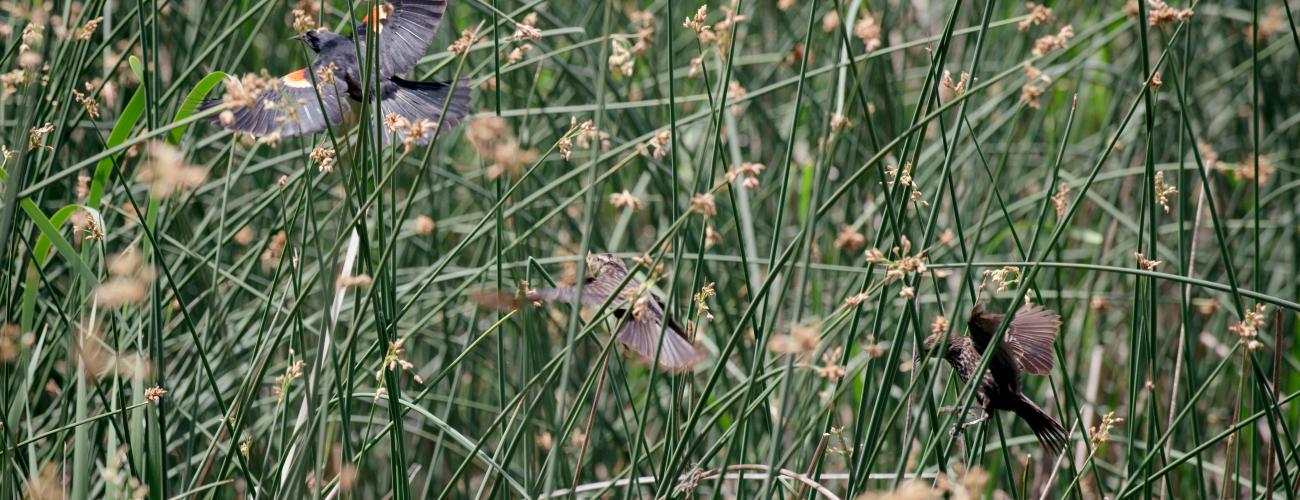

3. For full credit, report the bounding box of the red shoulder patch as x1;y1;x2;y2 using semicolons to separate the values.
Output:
282;68;312;88
361;3;393;24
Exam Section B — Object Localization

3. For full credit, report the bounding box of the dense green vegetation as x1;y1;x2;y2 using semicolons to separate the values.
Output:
0;0;1297;498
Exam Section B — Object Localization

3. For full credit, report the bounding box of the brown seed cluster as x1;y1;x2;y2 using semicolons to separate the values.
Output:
135;142;208;198
1018;2;1053;31
383;113;440;153
261;231;288;271
726;162;765;190
609;190;644;211
1;324;29;363
18;25;44;69
310;146;336;173
92;248;156;308
512;19;543;42
413;215;436;235
1051;183;1071;218
1;68;28;97
223;71;279;110
449;27;484;55
72;83;101;118
768;322;820;355
726;80;748;115
1089;410;1123;448
981;265;1020;293
466;116;538;179
641;130;671;159
690;193;717;218
1021;63;1053;110
608;39;636;78
1031;25;1074;57
144;386;167;404
834;225;866;253
816;347;846;381
704;225;723;249
28;123;54;152
1228;304;1267;351
377;338;421;383
853;10;882;52
1144;0;1194;27
1152;171;1176;212
1134;251;1162;271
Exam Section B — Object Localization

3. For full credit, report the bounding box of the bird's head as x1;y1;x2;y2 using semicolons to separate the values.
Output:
585;252;627;277
919;328;947;363
293;30;345;53
967;302;1002;333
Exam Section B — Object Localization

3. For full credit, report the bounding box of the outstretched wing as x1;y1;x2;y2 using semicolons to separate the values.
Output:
1005;304;1061;375
355;0;448;77
616;315;705;371
204;65;350;138
532;276;702;371
529;266;639;307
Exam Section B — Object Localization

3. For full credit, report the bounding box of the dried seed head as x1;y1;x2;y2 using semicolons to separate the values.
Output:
609;190;644;211
512;22;542;42
1018;2;1053;31
1147;0;1193;27
704;225;723;249
690;193;717;218
292;8;317;33
834;225;866;252
608;39;635;78
28;123;54;152
821;10;840;33
853;11;882;52
1134;251;1162;271
310;146;336;173
413;215;436;235
144;386;168;404
449;27;484;54
1051;183;1071;218
1031;25;1073;57
136;141;207;197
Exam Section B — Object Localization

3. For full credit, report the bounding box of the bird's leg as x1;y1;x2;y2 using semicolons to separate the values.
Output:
960;407;991;429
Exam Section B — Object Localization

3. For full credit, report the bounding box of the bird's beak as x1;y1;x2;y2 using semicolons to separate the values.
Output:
290;34;305;41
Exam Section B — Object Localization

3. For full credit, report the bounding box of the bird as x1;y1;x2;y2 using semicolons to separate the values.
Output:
202;0;470;144
525;253;706;371
921;302;1068;452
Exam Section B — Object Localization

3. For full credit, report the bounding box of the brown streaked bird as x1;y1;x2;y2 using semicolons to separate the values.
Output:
202;0;470;144
921;302;1068;452
527;253;706;371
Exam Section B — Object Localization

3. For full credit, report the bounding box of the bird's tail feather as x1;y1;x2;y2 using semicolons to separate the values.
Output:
376;77;472;145
1011;395;1068;453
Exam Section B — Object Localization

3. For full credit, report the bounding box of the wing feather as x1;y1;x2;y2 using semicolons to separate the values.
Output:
355;0;448;77
204;65;350;138
528;275;630;308
617;318;704;371
1006;304;1061;375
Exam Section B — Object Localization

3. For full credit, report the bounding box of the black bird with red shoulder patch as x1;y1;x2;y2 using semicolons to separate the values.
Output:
203;0;470;143
922;303;1068;452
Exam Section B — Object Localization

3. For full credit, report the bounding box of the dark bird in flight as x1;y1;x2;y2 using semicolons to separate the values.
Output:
526;253;706;371
203;0;470;143
922;302;1067;452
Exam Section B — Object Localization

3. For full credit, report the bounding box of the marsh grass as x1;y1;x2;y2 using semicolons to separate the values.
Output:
0;0;1298;498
